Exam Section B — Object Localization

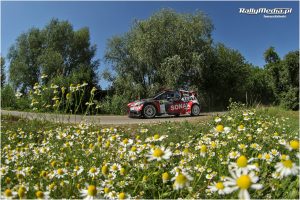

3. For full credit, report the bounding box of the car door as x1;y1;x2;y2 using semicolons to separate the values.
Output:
164;91;181;114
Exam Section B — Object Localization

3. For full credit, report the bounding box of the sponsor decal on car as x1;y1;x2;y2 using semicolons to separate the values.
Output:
170;103;188;111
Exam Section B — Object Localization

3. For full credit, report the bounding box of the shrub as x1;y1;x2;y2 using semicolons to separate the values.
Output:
1;85;16;109
280;87;299;110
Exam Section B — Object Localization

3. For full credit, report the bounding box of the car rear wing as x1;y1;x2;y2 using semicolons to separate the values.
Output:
179;90;197;97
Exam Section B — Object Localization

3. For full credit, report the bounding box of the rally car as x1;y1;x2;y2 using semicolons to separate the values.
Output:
127;90;200;118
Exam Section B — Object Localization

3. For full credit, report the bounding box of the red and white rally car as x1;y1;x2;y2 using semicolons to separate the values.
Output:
127;89;200;118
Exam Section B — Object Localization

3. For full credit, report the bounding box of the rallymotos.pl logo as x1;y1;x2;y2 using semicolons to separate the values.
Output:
239;8;292;18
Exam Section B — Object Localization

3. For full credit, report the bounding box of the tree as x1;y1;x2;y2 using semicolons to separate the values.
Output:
8;19;99;92
245;66;274;105
264;46;280;64
279;51;299;110
105;9;214;101
264;47;299;110
264;47;282;104
8;29;42;92
1;57;5;87
203;43;251;109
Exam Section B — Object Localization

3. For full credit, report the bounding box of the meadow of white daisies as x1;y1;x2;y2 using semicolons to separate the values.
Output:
1;104;299;199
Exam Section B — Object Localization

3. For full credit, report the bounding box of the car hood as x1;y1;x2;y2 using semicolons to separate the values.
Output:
127;98;154;107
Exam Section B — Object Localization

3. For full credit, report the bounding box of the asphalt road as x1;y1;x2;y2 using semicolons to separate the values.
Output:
1;110;225;125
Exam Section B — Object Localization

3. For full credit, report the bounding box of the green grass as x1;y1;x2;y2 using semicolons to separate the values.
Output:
1;106;299;199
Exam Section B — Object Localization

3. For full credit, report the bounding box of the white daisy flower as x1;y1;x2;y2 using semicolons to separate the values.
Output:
118;192;131;199
242;112;248;116
200;144;207;157
172;171;193;190
274;159;299;178
250;143;261;150
110;163;121;172
271;171;282;179
227;116;233;121
229;155;258;174
223;170;263;200
243;116;250;121
262;153;273;163
285;140;299;151
145;134;168;142
214;117;222;123
147;146;172;161
228;151;241;159
35;190;50;200
54;168;67;179
0;166;9;176
256;128;263;133
121;138;133;147
270;149;279;156
74;166;84;175
80;185;99;200
237;125;246;132
88;167;99;178
213;125;231;134
208;181;230;195
1;189;17;200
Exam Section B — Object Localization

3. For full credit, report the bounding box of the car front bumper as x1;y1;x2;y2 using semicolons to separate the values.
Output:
128;110;142;118
128;106;143;118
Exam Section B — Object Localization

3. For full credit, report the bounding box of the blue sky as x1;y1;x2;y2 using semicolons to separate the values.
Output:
1;1;299;88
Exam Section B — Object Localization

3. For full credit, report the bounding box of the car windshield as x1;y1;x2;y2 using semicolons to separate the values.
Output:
153;91;180;100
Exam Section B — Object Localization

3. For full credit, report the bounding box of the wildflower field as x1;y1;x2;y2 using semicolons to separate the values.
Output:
1;106;299;199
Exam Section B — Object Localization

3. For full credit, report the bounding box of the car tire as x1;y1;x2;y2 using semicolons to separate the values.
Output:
143;104;156;119
191;104;200;116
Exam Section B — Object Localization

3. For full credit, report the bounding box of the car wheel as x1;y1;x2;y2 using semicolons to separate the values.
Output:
143;104;156;118
191;104;200;116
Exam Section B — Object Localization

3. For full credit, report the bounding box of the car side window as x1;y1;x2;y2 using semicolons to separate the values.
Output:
156;91;175;100
155;92;167;100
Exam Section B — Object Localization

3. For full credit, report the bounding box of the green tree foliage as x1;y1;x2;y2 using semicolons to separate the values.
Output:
8;19;99;92
264;48;299;110
279;51;299;110
264;46;280;64
1;57;5;87
105;9;220;110
245;66;274;105
105;9;214;99
8;29;42;92
105;9;259;111
204;44;252;109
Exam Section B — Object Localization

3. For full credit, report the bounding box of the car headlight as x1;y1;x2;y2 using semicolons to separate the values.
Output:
134;102;143;106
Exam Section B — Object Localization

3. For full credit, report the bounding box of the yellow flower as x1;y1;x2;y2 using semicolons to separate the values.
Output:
236;155;248;168
4;189;13;197
215;125;224;133
172;172;193;190
216;182;225;190
102;165;108;175
87;185;97;196
35;191;44;199
289;140;299;150
154;134;160;140
236;175;251;189
18;186;26;198
104;187;110;194
162;172;170;183
201;145;207;152
120;168;126;175
119;192;126;199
